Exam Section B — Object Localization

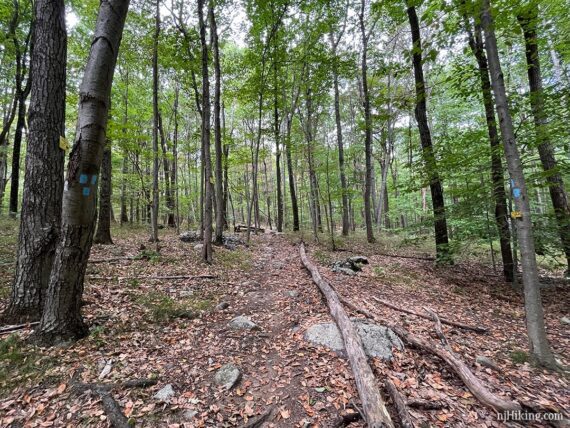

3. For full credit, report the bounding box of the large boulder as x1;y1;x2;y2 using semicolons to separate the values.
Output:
180;231;200;243
331;256;369;275
305;318;403;360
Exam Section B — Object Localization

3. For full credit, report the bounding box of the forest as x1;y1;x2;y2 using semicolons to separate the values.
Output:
0;0;568;426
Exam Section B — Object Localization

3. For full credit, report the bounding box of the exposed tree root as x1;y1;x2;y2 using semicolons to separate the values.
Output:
385;379;413;428
300;243;394;428
0;322;39;334
372;296;488;333
240;406;274;427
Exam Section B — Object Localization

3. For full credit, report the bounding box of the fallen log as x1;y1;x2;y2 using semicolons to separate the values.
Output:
300;243;394;428
424;307;448;346
339;295;521;413
372;296;488;333
385;379;413;428
407;398;446;410
234;224;265;233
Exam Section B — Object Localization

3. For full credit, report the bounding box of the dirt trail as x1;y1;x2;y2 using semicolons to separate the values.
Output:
0;230;568;427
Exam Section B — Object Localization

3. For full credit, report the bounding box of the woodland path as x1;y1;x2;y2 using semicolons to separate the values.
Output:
0;230;568;427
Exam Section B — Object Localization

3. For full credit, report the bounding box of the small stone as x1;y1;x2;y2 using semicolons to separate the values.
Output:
332;266;356;276
228;315;260;330
560;316;570;325
208;358;214;365
194;243;204;251
476;355;500;372
285;290;299;298
214;363;241;390
153;384;175;402
183;410;198;420
216;302;230;310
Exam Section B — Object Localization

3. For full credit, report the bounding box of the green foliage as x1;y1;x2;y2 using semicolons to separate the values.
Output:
136;292;212;323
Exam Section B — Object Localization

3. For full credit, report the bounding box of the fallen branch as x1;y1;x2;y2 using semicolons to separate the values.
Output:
385;379;413;428
330;410;362;428
407;398;446;410
372;296;488;333
88;257;136;264
98;391;129;428
240;407;274;428
0;322;39;335
88;274;217;281
300;243;394;428
339;295;521;413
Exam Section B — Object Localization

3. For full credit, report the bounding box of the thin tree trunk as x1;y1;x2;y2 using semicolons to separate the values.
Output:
518;7;570;275
286;117;299;231
199;0;213;262
209;2;224;244
94;143;113;244
120;68;129;225
2;0;66;324
481;0;557;368
9;92;28;217
407;3;451;263
462;9;514;282
274;56;284;232
35;0;129;344
150;0;160;242
359;0;374;243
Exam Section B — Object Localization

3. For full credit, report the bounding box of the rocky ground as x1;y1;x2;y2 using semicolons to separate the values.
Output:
0;226;568;427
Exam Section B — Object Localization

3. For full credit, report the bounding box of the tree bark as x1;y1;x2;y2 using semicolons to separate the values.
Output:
209;2;224;244
518;7;570;275
34;0;129;345
407;3;451;263
274;53;284;232
481;0;557;368
199;0;213;262
94;143;113;245
2;0;66;324
300;244;394;427
461;7;514;282
359;0;374;243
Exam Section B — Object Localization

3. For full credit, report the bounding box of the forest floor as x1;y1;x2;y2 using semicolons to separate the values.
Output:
0;222;568;427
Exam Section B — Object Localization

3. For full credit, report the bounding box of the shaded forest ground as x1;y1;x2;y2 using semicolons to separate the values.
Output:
0;219;568;427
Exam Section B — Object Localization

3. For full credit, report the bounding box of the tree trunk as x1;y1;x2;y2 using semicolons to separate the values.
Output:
481;0;557;368
94;143;113;245
518;7;570;275
199;0;213;262
34;0;129;345
359;0;374;243
330;33;349;237
158;113;175;227
461;9;514;282
209;3;224;244
2;0;66;324
407;3;451;263
150;0;160;242
274;58;283;232
8;92;28;217
285;128;299;231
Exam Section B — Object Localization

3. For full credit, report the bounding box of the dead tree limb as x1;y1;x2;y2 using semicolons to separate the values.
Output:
99;391;130;428
372;297;488;333
300;243;394;428
0;322;39;334
339;295;521;413
407;399;446;410
424;307;448;346
88;274;217;281
385;379;413;428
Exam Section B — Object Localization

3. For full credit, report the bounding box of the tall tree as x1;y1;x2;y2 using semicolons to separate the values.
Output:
406;2;451;263
199;0;213;262
2;0;66;323
150;0;160;242
359;0;375;243
518;5;570;276
480;0;557;368
35;0;130;345
209;1;224;244
460;2;514;282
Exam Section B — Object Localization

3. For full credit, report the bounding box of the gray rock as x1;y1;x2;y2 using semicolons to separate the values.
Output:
332;266;357;276
183;410;198;420
180;231;200;242
153;384;175;402
214;363;241;390
216;302;230;310
228;315;260;330
286;290;299;298
348;256;369;265
304;319;403;360
561;316;570;326
193;243;204;251
476;355;500;372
